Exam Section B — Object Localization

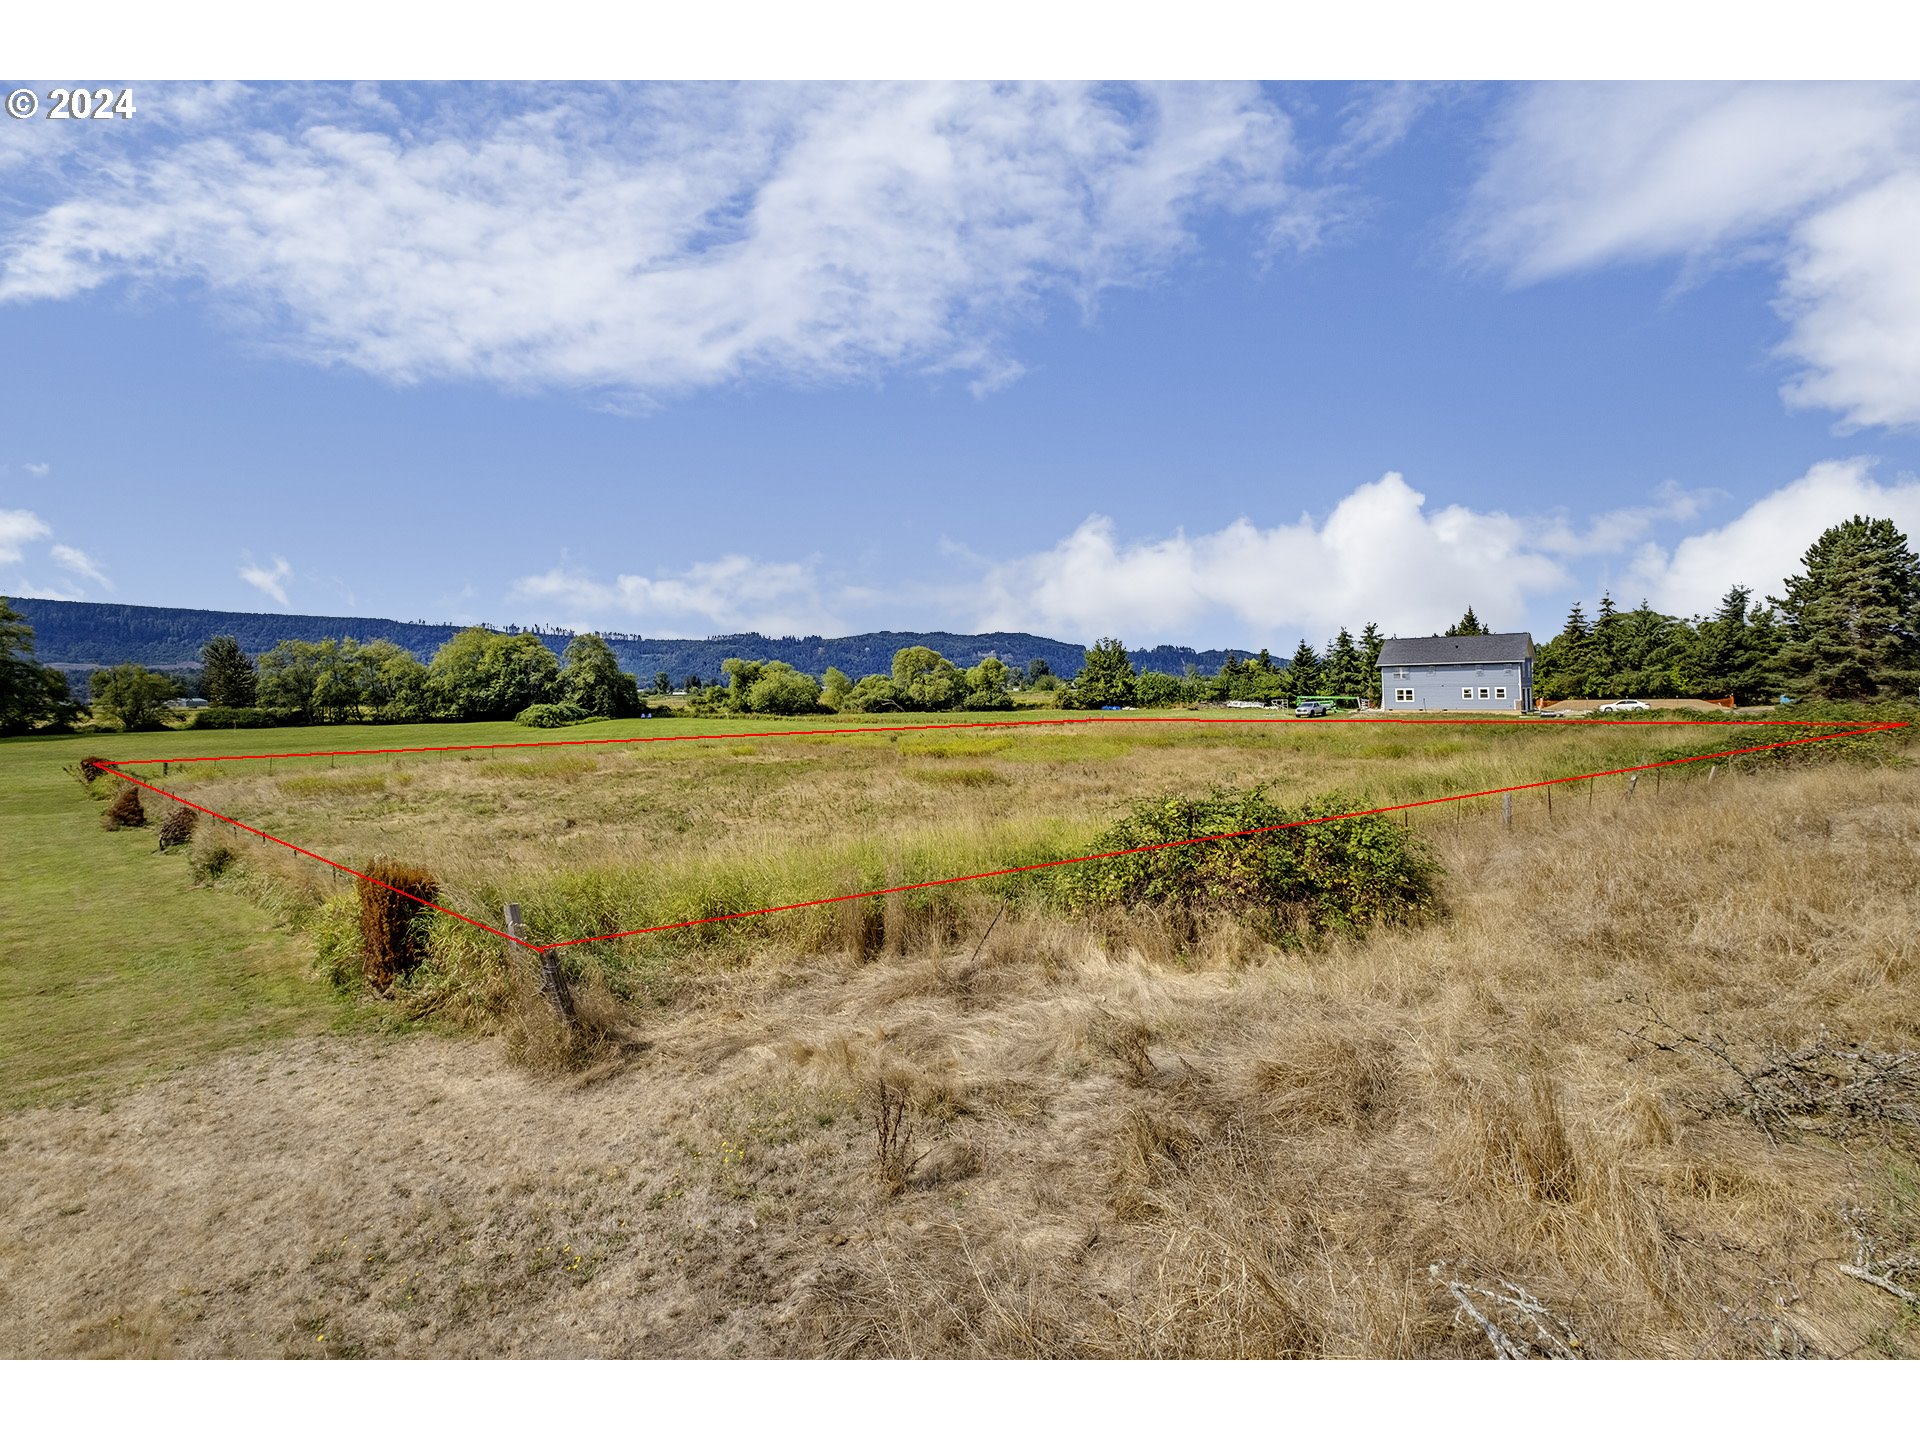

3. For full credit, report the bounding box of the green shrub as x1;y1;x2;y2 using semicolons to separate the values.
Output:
1060;786;1439;946
188;827;240;884
189;706;280;729
515;701;591;728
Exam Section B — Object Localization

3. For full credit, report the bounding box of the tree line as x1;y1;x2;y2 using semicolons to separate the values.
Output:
1535;516;1920;703
4;514;1914;734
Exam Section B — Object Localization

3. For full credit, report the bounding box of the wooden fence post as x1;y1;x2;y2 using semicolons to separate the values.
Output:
1503;793;1513;831
1627;774;1639;800
504;902;575;1029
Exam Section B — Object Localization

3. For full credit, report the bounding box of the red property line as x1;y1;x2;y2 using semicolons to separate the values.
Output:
92;716;1904;955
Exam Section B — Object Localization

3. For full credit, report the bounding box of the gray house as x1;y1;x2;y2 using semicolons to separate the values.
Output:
1376;632;1534;712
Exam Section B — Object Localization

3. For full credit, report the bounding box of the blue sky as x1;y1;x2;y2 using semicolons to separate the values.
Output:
3;79;1920;651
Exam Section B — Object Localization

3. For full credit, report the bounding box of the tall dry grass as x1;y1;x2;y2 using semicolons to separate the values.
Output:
764;758;1919;1358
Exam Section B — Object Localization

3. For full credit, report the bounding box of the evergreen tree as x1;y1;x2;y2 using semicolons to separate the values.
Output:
1615;599;1682;697
1324;627;1367;698
1687;586;1778;705
1075;637;1137;707
1358;622;1385;705
654;671;673;696
0;598;79;733
1590;592;1623;692
1444;606;1488;637
1771;515;1920;700
1284;639;1323;701
1533;601;1593;701
199;635;257;708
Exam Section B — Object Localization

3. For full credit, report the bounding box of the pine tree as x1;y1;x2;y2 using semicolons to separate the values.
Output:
199;635;257;708
1444;606;1488;637
1284;639;1323;701
1359;622;1385;704
1688;586;1778;705
1771;515;1920;700
1325;627;1366;698
1533;601;1593;701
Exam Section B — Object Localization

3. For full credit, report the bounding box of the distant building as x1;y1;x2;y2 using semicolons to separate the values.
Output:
1377;632;1534;712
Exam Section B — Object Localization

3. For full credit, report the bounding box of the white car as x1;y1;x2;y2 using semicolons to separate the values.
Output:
1597;699;1650;713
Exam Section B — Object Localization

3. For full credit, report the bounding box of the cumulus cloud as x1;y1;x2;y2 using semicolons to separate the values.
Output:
512;554;844;637
50;542;112;589
972;473;1574;644
1624;457;1920;617
0;82;1313;401
1459;82;1920;428
239;555;294;606
23;462;49;477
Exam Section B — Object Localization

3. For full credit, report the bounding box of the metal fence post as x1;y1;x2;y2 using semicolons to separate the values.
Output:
504;902;575;1029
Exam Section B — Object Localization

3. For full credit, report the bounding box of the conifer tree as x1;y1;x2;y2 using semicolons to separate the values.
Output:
199;635;257;708
1771;515;1920;700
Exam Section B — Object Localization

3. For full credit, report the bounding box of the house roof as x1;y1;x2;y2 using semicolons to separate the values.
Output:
1377;632;1534;666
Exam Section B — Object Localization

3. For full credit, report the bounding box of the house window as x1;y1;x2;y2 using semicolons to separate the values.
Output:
1462;687;1473;699
1395;688;1413;702
1495;686;1507;699
1478;687;1489;699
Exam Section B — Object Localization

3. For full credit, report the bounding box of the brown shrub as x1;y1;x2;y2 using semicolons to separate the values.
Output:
156;805;198;851
75;755;111;785
101;784;146;830
354;858;439;990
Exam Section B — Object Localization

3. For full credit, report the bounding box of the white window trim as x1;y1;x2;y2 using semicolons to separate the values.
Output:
1478;687;1489;699
1395;687;1413;702
1461;687;1473;699
1495;686;1507;699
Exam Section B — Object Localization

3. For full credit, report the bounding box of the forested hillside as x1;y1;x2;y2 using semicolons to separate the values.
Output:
7;598;1242;682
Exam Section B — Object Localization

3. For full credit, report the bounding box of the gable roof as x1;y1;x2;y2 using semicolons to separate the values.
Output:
1377;632;1533;666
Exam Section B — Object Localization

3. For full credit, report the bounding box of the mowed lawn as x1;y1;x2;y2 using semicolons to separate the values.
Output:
0;730;367;1108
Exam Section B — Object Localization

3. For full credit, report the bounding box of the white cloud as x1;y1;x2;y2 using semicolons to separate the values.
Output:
23;462;49;477
512;554;844;637
973;473;1573;644
1459;82;1920;428
1625;457;1920;617
239;555;294;606
0;508;53;564
1327;82;1453;168
1529;482;1718;558
49;542;112;589
1775;174;1920;430
0;83;1313;400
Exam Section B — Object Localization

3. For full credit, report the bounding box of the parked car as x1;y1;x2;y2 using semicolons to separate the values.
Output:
1597;699;1650;713
1295;700;1330;717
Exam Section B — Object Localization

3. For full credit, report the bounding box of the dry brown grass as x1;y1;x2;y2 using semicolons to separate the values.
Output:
4;755;1916;1358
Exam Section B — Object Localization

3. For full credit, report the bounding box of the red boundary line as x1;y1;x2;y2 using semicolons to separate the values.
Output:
91;714;1905;955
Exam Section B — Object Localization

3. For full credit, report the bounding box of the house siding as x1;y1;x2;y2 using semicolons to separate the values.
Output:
1379;658;1531;711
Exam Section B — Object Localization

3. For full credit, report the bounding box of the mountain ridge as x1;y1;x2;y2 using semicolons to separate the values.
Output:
7;597;1257;681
